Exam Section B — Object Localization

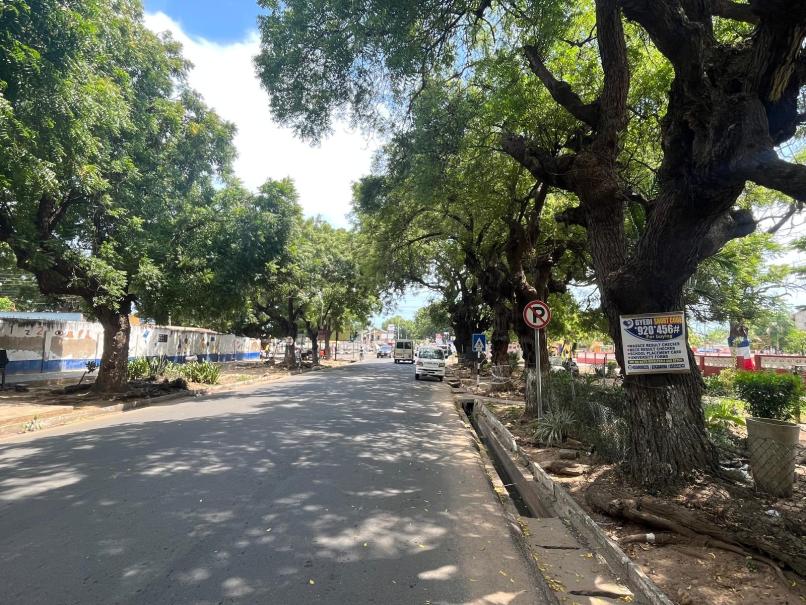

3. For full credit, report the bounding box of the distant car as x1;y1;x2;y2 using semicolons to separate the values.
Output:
415;346;446;381
377;344;392;358
549;356;580;376
393;339;414;364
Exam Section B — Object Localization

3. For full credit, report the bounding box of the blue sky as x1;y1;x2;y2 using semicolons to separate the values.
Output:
143;0;262;42
142;2;425;323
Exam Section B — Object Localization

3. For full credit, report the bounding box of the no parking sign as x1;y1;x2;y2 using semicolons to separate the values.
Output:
523;300;551;420
523;300;551;330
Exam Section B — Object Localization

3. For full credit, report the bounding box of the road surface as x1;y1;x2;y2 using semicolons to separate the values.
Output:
0;359;546;604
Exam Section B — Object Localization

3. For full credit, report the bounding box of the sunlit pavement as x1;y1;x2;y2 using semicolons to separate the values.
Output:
0;359;546;604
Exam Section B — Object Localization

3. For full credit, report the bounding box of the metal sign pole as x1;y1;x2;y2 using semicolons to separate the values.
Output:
535;328;542;420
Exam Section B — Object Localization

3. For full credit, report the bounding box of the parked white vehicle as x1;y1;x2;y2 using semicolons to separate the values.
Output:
415;346;446;381
393;339;414;364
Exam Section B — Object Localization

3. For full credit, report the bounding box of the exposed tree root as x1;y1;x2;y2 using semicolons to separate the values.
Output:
586;487;795;586
620;532;682;545
543;460;590;476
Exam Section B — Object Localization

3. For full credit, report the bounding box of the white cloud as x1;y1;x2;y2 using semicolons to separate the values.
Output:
144;12;378;227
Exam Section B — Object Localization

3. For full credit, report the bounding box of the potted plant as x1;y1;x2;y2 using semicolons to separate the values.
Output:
734;371;803;497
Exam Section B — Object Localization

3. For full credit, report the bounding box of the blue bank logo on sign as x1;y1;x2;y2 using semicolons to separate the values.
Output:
472;333;487;353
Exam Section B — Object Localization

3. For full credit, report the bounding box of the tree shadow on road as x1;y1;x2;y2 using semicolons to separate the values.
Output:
0;363;534;604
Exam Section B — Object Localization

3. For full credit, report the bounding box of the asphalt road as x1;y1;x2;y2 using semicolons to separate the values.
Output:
0;359;546;605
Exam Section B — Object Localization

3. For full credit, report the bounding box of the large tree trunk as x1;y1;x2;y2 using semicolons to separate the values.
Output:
93;303;132;393
283;322;298;366
284;340;296;365
452;315;474;363
305;324;320;366
621;367;717;485
490;303;511;366
589;203;719;484
520;333;550;417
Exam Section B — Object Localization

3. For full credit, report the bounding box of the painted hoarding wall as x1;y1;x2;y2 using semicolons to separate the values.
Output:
0;319;260;375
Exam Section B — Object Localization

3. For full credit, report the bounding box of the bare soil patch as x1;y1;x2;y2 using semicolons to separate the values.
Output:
487;401;806;605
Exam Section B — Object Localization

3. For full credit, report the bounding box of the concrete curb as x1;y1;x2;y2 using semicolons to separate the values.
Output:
469;398;673;605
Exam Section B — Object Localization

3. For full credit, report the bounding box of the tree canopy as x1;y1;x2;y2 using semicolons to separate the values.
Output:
258;0;806;484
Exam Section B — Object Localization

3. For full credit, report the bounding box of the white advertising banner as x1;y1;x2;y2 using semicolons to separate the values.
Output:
619;312;690;375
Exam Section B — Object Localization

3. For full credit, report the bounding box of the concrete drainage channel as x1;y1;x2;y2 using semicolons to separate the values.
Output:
456;395;673;605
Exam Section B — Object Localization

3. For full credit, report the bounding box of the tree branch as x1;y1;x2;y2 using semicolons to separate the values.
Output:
740;150;806;202
697;208;756;261
500;133;574;189
473;0;492;20
711;0;759;24
562;24;597;48
555;205;587;228
594;0;630;147
49;190;86;231
766;203;802;234
620;0;708;80
523;45;600;127
527;181;550;232
392;231;444;251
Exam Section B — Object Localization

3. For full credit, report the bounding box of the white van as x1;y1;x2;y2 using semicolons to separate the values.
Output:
393;340;414;364
415;346;446;381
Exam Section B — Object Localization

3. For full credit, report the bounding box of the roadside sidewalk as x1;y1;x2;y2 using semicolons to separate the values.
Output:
0;360;354;439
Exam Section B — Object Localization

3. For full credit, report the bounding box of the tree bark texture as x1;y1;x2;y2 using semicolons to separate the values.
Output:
305;323;320;366
490;303;511;366
93;304;132;393
447;287;490;363
280;316;298;366
585;199;719;483
452;316;474;362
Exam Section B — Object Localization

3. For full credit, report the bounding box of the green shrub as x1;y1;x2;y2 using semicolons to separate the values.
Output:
147;355;169;379
127;357;149;380
546;373;628;461
178;361;221;384
703;398;746;430
507;351;521;373
703;368;737;397
163;361;182;378
734;371;803;420
534;408;576;446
